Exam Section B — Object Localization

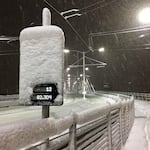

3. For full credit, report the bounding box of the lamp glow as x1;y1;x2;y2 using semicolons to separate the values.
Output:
67;74;71;77
85;67;89;71
66;67;70;71
80;74;83;77
139;34;145;38
138;7;150;24
98;47;105;52
64;49;70;53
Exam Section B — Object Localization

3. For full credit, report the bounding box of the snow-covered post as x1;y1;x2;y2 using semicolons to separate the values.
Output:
19;7;64;149
119;103;123;147
107;105;112;150
69;113;77;150
19;7;64;105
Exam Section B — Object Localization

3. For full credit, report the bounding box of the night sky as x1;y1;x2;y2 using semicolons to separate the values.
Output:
0;0;150;94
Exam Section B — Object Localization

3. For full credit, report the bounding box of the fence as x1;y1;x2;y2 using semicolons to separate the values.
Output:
0;96;134;150
98;90;150;101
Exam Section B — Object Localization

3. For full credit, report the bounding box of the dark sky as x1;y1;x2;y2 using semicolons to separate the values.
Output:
0;0;150;93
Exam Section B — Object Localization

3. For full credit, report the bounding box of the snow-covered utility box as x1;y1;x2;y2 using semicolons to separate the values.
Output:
19;10;64;106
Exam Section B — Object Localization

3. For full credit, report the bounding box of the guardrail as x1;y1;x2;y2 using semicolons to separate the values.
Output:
0;96;134;150
98;90;150;101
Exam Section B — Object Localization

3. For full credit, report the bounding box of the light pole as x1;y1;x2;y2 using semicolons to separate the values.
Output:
64;49;70;93
64;49;107;99
82;52;86;99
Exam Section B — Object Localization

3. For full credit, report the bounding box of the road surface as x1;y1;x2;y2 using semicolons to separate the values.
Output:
0;94;114;126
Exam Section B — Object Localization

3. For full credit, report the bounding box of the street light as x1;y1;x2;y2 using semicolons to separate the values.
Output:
80;74;83;77
64;49;70;53
98;47;105;52
67;74;71;77
139;34;145;38
85;67;89;71
66;67;70;72
138;7;150;24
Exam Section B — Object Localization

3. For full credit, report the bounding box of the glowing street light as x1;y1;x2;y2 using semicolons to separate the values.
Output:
139;34;145;38
82;91;87;95
85;67;89;71
66;67;70;72
138;7;150;24
67;74;71;77
80;74;83;77
64;49;70;53
98;47;105;52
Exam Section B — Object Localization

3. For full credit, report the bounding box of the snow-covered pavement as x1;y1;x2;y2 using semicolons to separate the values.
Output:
123;100;150;150
122;118;148;150
0;94;113;126
1;94;150;150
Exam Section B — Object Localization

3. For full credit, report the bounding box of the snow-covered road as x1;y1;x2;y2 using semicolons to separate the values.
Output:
0;94;114;126
2;94;149;150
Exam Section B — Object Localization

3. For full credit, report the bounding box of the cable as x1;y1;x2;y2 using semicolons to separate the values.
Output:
81;0;118;15
110;47;150;51
79;0;105;11
90;25;150;37
43;0;91;52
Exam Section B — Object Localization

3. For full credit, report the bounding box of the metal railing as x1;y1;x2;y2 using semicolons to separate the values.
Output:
98;90;150;101
0;96;134;150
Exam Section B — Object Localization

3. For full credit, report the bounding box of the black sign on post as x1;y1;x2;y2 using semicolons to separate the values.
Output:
30;83;59;106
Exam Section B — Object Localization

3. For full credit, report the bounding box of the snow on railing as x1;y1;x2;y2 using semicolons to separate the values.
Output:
0;97;134;150
99;90;150;101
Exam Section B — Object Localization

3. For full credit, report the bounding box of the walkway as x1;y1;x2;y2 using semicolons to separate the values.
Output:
122;100;150;150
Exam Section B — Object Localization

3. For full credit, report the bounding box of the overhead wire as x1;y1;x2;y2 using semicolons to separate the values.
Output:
79;0;105;11
43;0;123;53
77;0;119;52
43;0;91;52
79;0;119;15
90;25;150;36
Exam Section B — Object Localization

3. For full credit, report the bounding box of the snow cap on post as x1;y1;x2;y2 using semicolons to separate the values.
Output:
19;8;64;106
42;8;51;26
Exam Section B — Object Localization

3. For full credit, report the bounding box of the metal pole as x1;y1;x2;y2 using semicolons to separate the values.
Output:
107;112;112;150
76;52;79;94
42;106;50;150
41;8;51;150
83;52;86;100
42;105;50;118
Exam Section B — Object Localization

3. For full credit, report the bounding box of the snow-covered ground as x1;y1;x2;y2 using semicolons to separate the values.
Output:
0;94;115;126
1;94;150;150
123;100;150;150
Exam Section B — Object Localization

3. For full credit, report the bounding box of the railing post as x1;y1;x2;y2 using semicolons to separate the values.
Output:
126;102;130;137
122;103;126;145
69;113;77;150
119;103;123;147
124;102;129;143
107;107;112;150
